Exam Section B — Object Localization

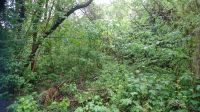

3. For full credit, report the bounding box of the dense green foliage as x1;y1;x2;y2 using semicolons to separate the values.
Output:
1;0;200;112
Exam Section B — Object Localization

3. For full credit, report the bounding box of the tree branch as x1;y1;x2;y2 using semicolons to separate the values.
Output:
45;0;93;36
24;0;93;70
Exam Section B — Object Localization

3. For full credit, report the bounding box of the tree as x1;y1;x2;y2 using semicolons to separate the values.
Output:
23;0;93;71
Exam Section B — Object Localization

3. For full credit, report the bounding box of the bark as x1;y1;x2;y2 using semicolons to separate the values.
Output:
45;0;93;36
24;0;44;70
44;0;49;20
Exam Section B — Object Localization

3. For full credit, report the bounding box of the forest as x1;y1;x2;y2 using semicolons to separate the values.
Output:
0;0;200;112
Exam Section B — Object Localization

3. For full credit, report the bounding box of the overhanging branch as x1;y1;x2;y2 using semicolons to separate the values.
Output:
24;0;93;71
45;0;93;36
24;0;93;70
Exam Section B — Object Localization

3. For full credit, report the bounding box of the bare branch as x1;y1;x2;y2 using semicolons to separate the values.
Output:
45;0;93;36
24;0;93;70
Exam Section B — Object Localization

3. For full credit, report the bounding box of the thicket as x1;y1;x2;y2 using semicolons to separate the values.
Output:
0;0;200;112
